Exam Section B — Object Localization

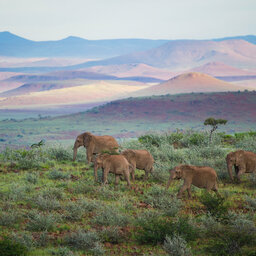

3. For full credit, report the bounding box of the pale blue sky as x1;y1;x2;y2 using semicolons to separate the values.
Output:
0;0;255;41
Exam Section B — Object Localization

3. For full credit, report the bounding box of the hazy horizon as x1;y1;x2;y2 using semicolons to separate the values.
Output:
0;0;255;41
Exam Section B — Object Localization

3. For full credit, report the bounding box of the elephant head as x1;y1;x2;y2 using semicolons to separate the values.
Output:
166;166;182;189
73;132;92;161
226;151;244;181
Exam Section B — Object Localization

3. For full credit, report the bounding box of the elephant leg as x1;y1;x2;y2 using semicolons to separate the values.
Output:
143;171;149;181
115;175;120;186
237;166;246;183
177;183;189;198
103;167;109;185
187;187;192;198
94;164;98;182
123;169;131;188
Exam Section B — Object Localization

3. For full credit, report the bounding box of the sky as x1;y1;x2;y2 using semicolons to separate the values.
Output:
0;0;255;41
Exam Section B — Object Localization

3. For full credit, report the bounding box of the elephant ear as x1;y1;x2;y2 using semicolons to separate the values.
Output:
83;133;93;147
126;150;136;160
235;151;244;164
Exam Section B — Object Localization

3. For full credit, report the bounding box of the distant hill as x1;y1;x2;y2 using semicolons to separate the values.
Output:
129;72;248;97
83;63;175;80
67;39;256;71
62;91;256;134
0;31;169;58
0;80;149;108
189;62;256;77
214;35;256;44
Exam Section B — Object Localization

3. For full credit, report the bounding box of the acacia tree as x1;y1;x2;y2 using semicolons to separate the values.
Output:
204;117;227;141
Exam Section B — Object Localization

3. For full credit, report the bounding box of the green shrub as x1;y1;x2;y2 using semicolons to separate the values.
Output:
96;186;120;201
249;173;256;188
0;210;21;227
135;210;173;245
25;172;39;184
200;191;229;218
11;232;34;250
92;205;130;227
244;195;256;210
48;169;70;180
99;226;126;244
48;247;74;256
64;202;85;221
135;211;198;245
0;237;28;256
48;146;72;161
144;185;183;216
205;212;256;255
163;234;192;256
64;230;104;255
33;194;61;211
26;211;58;231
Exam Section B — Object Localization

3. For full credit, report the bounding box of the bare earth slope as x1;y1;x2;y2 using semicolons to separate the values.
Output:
0;81;149;108
131;72;249;97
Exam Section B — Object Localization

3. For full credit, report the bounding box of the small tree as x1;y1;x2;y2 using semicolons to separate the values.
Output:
204;117;227;141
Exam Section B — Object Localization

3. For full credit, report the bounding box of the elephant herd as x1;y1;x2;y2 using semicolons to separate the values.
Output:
73;132;256;198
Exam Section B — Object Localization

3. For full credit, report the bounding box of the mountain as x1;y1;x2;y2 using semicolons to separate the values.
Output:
80;91;256;125
130;72;248;97
66;39;256;71
0;31;169;58
190;62;256;77
214;35;256;44
83;63;175;80
0;80;149;108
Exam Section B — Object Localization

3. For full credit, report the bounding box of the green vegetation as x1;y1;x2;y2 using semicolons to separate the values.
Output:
0;130;255;255
204;117;227;141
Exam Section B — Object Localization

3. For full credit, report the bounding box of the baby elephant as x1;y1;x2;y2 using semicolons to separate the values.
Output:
94;154;131;187
121;149;154;181
166;165;218;198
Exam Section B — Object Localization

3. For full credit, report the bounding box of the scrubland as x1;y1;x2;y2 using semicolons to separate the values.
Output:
0;131;255;255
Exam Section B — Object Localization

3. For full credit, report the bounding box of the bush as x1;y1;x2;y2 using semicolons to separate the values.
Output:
33;194;61;211
26;211;58;231
163;234;192;256
144;185;183;216
2;147;48;170
244;195;256;210
135;211;198;245
96;186;120;201
48;169;70;180
205;212;256;255
11;232;34;250
99;226;126;244
249;173;256;188
64;230;104;255
200;191;229;218
92;205;130;227
48;146;72;161
0;237;28;256
0;210;21;227
48;247;74;256
25;172;39;184
235;135;256;152
64;202;85;221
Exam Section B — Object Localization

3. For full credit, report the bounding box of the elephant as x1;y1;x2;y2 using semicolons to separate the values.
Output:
226;150;256;182
166;165;218;198
121;149;154;181
94;154;131;186
73;132;119;163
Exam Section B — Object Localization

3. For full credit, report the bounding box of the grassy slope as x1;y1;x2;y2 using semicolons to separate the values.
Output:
0;91;256;149
0;132;255;255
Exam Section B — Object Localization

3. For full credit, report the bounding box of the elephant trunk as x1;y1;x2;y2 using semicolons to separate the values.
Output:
227;162;234;181
166;171;175;189
73;144;78;161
